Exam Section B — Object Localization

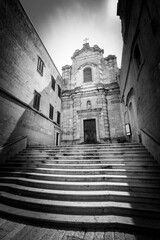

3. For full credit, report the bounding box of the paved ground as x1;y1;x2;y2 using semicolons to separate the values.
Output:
0;217;159;240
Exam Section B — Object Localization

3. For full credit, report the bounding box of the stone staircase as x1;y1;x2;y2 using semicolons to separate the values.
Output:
0;143;160;232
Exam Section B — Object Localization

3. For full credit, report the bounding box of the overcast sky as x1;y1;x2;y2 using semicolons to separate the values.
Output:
20;0;123;73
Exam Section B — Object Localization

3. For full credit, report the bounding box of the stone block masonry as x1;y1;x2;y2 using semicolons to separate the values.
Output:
0;0;62;151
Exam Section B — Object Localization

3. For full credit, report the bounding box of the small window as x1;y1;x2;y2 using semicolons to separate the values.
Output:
51;76;55;91
37;56;44;76
33;91;41;110
58;85;61;98
57;111;61;125
84;67;92;82
134;44;141;69
49;104;54;120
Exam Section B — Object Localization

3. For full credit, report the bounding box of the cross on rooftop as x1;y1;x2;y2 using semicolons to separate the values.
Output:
83;38;89;44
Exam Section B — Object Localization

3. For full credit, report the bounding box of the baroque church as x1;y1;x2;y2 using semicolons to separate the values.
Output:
61;42;124;145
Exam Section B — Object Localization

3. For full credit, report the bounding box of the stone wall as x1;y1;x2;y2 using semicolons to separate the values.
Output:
117;0;160;161
0;0;62;148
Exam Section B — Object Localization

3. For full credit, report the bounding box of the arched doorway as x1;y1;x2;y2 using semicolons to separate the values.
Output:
126;88;139;142
128;100;139;142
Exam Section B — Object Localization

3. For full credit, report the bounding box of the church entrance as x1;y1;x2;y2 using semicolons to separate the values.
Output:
84;119;97;143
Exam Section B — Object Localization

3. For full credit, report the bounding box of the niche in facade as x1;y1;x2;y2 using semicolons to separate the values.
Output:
87;100;92;109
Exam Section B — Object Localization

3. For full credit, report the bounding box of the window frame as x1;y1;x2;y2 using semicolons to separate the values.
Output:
49;104;54;120
83;67;92;83
37;56;44;76
33;90;41;110
58;85;61;98
51;76;56;91
57;111;61;125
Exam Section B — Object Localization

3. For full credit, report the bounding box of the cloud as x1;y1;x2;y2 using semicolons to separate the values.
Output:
20;0;122;71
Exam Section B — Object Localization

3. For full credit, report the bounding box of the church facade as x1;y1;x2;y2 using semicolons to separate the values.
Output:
61;42;125;145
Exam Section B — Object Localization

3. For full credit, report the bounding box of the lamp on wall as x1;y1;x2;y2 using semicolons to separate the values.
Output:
125;123;131;136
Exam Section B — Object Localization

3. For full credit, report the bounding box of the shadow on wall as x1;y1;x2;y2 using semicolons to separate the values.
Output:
0;80;60;149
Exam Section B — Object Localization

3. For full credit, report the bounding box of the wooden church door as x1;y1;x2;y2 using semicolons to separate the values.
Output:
84;119;97;143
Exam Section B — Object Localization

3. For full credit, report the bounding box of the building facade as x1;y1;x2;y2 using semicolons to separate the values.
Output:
61;43;125;145
0;0;62;148
117;0;160;162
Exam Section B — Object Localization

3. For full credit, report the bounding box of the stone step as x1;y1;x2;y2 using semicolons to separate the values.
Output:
0;143;159;232
28;143;144;147
27;147;146;151
28;145;144;149
1;167;160;176
0;183;160;205
1;177;159;193
13;155;152;160
0;202;159;232
17;154;151;158
18;151;151;156
1;172;160;183
23;153;148;158
9;158;156;165
22;149;147;153
0;191;160;218
2;163;159;169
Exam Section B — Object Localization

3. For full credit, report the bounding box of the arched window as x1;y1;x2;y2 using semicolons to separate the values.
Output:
83;67;92;82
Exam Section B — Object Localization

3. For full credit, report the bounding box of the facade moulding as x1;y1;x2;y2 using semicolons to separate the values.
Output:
77;108;102;115
77;62;98;70
62;87;120;99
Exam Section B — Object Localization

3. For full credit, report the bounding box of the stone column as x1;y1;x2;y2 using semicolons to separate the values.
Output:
102;93;110;140
72;95;81;143
73;98;77;141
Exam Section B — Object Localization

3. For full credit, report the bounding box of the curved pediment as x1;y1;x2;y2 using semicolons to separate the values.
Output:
72;43;104;60
77;62;98;70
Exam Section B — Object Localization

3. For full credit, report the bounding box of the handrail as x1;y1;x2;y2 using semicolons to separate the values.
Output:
141;128;160;145
0;136;27;151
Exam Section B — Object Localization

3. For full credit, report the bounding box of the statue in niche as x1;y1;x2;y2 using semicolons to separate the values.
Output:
87;100;91;109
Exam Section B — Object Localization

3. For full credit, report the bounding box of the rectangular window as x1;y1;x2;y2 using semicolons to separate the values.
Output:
58;85;61;98
51;76;55;91
33;91;41;110
49;104;54;120
37;56;44;76
57;111;61;125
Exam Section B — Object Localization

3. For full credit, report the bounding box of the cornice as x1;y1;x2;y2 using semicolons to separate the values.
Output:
71;43;104;60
